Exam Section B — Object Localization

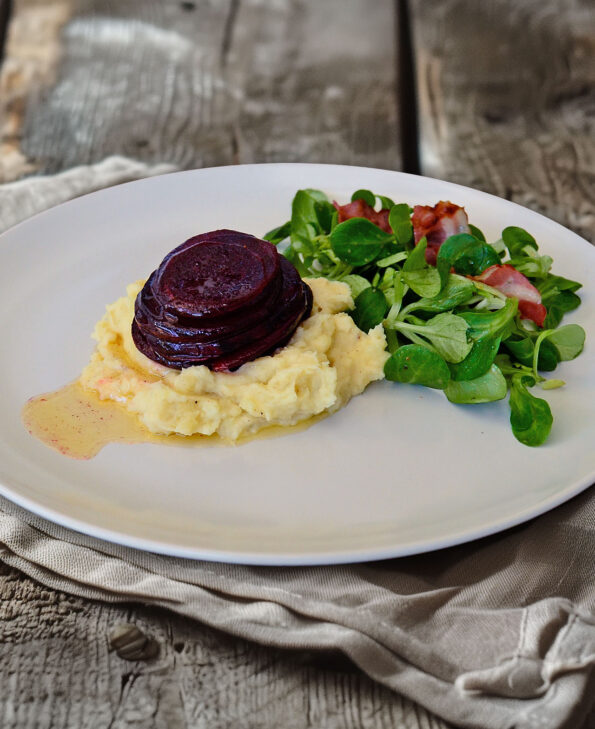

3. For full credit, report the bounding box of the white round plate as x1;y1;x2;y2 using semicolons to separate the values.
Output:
1;164;594;565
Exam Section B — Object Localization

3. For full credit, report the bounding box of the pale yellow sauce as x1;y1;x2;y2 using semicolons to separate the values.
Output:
22;380;326;460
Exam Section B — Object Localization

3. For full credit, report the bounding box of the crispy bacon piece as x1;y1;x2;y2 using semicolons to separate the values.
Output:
473;264;547;326
412;201;471;265
333;199;391;233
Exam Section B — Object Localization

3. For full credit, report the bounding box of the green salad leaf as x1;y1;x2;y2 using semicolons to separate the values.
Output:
449;336;502;382
392;312;472;364
436;233;500;288
509;373;553;447
352;288;388;332
263;221;291;245
502;226;538;256
445;364;508;404
265;187;586;447
351;189;376;207
389;204;414;248
401;238;441;298
341;274;372;299
384;345;451;389
330;218;394;266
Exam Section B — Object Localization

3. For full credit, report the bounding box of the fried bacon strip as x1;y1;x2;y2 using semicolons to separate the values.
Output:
412;201;471;265
473;264;547;326
333;199;391;233
335;196;547;326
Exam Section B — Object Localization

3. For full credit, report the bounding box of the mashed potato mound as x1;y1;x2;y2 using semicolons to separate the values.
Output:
80;278;388;441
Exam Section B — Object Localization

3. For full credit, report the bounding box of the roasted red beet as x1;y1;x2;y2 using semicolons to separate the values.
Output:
132;230;313;371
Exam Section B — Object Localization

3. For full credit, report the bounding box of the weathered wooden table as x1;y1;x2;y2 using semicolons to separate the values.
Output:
1;1;593;727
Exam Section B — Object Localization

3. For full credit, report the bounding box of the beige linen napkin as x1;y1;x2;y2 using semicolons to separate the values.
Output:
1;159;594;729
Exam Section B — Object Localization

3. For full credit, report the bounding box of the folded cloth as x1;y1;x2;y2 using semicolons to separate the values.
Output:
0;159;594;729
0;155;176;231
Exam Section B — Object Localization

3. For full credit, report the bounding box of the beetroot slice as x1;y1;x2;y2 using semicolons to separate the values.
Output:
131;230;313;371
155;230;280;318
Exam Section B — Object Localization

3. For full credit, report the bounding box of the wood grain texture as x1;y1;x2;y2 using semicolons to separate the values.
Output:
18;0;401;174
0;0;72;181
0;0;13;62
410;0;595;241
0;565;450;729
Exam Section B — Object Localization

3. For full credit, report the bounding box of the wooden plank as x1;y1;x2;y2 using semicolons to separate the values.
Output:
16;0;401;174
410;0;595;241
0;565;451;729
0;0;72;182
0;0;13;63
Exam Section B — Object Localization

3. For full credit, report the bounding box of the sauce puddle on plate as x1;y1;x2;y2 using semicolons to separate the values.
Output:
23;381;324;459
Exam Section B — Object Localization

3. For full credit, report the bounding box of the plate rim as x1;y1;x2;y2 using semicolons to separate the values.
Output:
0;471;593;565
